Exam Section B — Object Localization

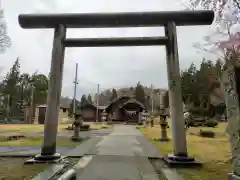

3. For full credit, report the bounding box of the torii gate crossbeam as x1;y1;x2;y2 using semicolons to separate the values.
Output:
19;10;213;28
19;10;214;165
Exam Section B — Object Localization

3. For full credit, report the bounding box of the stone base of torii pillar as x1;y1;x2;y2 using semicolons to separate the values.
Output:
228;173;240;180
162;154;201;168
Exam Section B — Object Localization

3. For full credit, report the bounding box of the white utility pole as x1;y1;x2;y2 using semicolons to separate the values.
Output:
159;91;164;109
96;84;100;122
73;63;78;115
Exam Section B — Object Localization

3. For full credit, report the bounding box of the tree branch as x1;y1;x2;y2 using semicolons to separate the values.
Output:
233;0;240;10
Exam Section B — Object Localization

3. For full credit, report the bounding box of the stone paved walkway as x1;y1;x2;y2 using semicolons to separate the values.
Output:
74;125;162;180
27;125;183;180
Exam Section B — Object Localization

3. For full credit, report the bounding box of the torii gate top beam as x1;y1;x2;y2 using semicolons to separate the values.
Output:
19;10;214;29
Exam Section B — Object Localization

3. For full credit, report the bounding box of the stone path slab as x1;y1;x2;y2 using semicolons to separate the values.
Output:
94;125;161;157
137;156;163;180
75;155;159;180
136;135;160;157
32;164;64;180
63;136;102;157
75;125;162;180
11;125;172;180
161;168;185;180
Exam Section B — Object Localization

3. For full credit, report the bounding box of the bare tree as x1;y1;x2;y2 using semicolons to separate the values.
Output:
0;4;11;53
183;0;240;59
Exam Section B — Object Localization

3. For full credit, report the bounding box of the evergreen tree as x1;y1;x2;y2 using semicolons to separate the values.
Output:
2;58;21;107
31;73;48;105
87;94;93;104
110;88;118;101
215;59;224;79
80;94;88;107
180;58;224;109
69;99;81;117
134;82;145;104
145;95;151;111
181;62;198;104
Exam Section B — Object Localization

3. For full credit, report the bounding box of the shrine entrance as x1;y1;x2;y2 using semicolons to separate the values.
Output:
105;96;145;123
18;10;214;164
123;109;138;122
121;99;145;123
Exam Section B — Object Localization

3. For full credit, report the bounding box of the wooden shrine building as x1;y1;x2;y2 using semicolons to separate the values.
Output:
80;104;106;122
105;96;146;124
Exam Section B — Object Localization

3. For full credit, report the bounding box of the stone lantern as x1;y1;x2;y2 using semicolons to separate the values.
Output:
159;108;169;141
101;110;107;123
72;112;83;141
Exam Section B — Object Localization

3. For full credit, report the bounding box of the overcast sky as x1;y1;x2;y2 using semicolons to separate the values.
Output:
1;0;216;99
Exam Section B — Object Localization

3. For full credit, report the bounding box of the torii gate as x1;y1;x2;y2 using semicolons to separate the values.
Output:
18;10;214;164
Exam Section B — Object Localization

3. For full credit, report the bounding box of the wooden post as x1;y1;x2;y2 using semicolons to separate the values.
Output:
35;24;66;160
163;22;195;163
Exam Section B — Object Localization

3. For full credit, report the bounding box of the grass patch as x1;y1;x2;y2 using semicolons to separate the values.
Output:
0;157;48;180
89;124;111;130
0;124;44;133
0;136;86;147
0;123;111;134
0;124;70;133
138;121;231;180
